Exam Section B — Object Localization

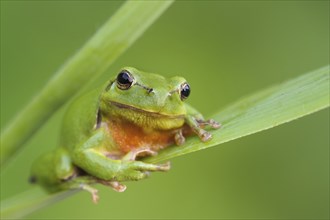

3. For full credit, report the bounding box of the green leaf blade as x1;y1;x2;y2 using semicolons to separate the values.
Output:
146;66;330;163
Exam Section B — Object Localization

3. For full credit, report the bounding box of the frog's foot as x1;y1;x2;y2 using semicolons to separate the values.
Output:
174;129;185;145
196;129;212;142
80;184;99;204
122;147;158;161
98;180;127;192
193;119;221;142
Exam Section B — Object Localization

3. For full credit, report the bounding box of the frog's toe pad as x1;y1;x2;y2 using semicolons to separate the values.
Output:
208;119;221;129
200;131;212;142
109;181;127;192
157;161;171;171
92;191;99;204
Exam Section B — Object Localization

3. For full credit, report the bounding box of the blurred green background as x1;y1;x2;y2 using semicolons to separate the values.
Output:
1;1;329;219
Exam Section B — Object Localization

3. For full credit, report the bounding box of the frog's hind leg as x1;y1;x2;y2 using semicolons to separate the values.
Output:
30;148;76;193
54;147;77;181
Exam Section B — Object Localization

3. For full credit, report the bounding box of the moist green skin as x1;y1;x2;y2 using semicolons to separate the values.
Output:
30;67;220;203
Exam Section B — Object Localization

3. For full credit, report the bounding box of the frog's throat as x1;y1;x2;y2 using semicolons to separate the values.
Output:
109;101;185;119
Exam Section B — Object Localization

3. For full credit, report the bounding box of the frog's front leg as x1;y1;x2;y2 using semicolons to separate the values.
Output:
184;104;221;142
72;128;169;184
186;115;221;141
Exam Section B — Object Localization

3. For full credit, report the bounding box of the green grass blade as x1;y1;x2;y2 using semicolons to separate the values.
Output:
146;65;330;163
0;187;78;219
0;0;174;165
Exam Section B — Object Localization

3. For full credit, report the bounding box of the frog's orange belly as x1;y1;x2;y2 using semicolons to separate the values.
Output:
107;119;176;154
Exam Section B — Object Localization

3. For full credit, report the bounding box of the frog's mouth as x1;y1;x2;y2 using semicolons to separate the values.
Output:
109;101;185;119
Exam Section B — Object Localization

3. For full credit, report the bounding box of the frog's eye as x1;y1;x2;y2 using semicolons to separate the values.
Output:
180;83;190;100
117;70;134;90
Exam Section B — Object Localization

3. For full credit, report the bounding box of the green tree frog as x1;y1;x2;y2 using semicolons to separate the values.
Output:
30;67;220;202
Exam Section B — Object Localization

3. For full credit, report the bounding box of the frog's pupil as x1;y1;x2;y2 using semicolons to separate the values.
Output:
118;72;133;85
116;71;134;90
181;83;190;99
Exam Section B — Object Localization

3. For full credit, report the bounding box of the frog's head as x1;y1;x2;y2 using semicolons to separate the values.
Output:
100;67;190;125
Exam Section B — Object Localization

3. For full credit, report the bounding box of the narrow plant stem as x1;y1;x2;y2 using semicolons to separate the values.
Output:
0;0;174;166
